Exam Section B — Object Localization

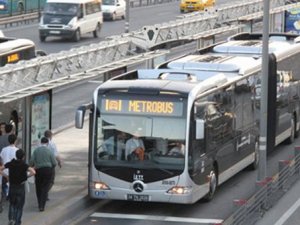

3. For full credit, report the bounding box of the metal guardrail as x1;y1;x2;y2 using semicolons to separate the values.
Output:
0;12;38;27
222;146;300;225
0;39;168;103
128;0;286;50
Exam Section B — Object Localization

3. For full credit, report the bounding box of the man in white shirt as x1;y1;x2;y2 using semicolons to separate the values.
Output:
0;134;18;199
125;132;145;161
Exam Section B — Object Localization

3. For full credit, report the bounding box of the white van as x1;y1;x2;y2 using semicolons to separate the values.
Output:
102;0;125;21
39;0;103;42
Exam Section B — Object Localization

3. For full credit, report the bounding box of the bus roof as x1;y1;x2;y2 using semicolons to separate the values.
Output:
211;32;300;56
97;69;231;97
0;38;35;54
212;40;296;55
161;54;261;76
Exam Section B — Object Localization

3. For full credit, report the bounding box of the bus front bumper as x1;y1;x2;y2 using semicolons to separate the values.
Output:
89;187;207;204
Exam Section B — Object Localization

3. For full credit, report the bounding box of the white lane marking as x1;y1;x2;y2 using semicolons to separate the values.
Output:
90;212;223;224
274;198;300;225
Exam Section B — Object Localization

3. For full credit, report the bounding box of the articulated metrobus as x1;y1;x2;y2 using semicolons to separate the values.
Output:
75;33;300;204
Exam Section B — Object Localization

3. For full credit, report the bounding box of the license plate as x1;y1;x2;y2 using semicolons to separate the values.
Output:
127;194;149;202
187;5;194;8
50;30;61;34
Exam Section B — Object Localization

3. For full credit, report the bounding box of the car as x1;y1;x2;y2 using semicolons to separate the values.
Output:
39;0;103;42
180;0;215;13
102;0;125;21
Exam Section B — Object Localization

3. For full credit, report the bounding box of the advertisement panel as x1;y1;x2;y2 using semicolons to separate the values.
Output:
285;7;300;34
31;91;51;151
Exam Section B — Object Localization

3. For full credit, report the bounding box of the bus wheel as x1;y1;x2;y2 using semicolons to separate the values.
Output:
39;35;46;42
286;118;295;144
93;23;101;38
73;29;81;42
203;168;217;201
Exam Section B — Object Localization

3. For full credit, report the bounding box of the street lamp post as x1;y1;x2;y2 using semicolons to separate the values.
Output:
258;0;270;182
125;0;130;33
38;0;41;19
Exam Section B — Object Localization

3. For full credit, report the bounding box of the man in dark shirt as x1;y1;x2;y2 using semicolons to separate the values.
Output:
30;137;56;212
0;149;35;225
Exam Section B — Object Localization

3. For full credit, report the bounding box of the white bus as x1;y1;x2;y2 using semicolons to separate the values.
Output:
75;33;300;204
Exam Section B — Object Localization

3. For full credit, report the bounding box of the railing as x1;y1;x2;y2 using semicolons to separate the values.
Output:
0;12;38;27
222;146;300;225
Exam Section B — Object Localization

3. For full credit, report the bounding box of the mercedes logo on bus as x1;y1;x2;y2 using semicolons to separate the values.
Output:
133;181;144;193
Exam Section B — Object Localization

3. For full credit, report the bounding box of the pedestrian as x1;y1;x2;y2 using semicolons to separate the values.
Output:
0;122;6;136
125;129;145;161
0;122;9;213
0;159;2;213
0;124;13;153
30;137;56;212
0;134;19;201
44;130;62;200
0;149;35;225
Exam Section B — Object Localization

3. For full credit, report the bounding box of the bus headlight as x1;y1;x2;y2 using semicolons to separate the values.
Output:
167;186;191;194
94;182;110;190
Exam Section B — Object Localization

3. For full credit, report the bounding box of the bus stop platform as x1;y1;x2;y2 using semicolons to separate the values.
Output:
0;123;96;225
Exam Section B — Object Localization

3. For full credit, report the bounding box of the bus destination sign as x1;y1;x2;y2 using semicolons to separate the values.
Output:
101;99;184;116
7;53;20;63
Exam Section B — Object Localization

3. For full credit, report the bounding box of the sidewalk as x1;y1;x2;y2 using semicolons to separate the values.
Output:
0;123;92;225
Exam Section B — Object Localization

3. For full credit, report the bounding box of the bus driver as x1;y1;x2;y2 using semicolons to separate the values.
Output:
125;130;145;161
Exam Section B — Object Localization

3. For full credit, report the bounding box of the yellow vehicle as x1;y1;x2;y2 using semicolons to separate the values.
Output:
180;0;215;13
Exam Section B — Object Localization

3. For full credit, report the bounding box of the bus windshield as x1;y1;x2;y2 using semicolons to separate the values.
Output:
95;95;187;171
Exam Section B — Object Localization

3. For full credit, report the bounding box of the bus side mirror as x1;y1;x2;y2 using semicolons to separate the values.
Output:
75;106;86;129
196;119;205;139
36;50;47;57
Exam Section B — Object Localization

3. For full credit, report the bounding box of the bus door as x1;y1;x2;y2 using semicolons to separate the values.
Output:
189;101;211;185
190;100;234;185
